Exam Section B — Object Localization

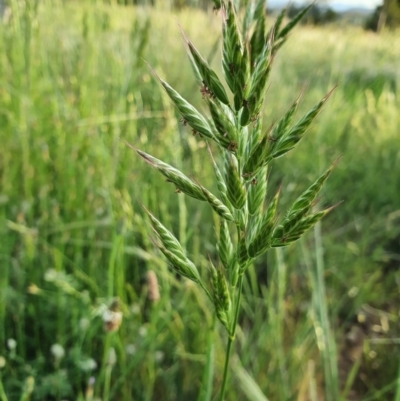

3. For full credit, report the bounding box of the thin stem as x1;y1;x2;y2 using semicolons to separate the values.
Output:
219;335;233;401
0;373;8;401
218;273;245;401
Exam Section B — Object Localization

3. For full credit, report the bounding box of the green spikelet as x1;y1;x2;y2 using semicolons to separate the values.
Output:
218;220;234;269
276;4;313;41
248;186;280;258
268;93;302;146
237;230;249;267
272;204;338;247
236;41;250;109
285;160;338;220
244;119;263;161
249;0;266;70
181;29;229;105
272;88;336;159
208;99;237;146
210;261;231;330
180;28;230;105
272;6;313;54
207;145;232;209
225;154;246;210
240;104;251;126
208;119;236;151
143;207;188;261
136;150;207;201
158;243;201;283
222;0;243;94
242;130;271;178
276;160;338;235
271;6;286;38
242;0;256;36
145;208;203;284
242;95;302;174
242;95;302;177
148;66;214;139
242;33;274;124
247;166;268;215
200;186;235;222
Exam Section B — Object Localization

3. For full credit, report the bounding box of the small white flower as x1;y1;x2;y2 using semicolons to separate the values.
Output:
7;338;17;350
50;344;65;360
154;351;164;363
130;303;141;315
125;344;136;355
138;326;147;337
102;310;123;333
44;269;57;282
79;318;90;331
78;358;97;372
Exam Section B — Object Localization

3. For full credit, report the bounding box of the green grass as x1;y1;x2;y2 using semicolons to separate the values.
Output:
0;1;399;400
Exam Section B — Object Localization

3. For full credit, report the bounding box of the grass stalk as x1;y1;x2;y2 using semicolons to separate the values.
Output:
0;375;8;401
219;272;245;401
197;316;216;401
395;357;400;401
313;221;339;401
274;248;289;400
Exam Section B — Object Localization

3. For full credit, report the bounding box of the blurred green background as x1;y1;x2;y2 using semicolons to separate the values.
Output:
0;0;399;400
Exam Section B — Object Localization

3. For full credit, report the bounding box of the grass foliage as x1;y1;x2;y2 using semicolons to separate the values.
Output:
0;1;399;400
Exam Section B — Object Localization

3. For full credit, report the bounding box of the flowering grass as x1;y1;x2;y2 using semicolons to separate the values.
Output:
0;1;399;400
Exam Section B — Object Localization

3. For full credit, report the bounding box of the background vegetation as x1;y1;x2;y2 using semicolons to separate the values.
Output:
0;1;399;400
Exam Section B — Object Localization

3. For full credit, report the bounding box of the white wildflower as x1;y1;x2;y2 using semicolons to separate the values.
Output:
78;358;97;372
7;338;17;350
154;351;164;363
125;344;136;355
50;344;65;360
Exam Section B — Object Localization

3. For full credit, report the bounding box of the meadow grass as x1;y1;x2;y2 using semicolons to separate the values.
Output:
0;1;399;400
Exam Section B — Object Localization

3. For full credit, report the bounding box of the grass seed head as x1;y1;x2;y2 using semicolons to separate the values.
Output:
210;261;231;329
242;132;271;178
158;243;201;284
143;206;188;261
137;150;207;201
103;300;123;333
218;220;234;269
179;23;230;106
272;87;336;159
248;186;280;258
247;166;268;215
272;204;338;247
225;154;246;210
148;65;215;139
285;158;339;219
200;186;235;222
222;0;243;94
237;230;249;267
208;99;237;145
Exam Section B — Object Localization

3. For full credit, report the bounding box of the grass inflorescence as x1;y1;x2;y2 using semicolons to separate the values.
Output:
0;0;399;400
136;0;340;399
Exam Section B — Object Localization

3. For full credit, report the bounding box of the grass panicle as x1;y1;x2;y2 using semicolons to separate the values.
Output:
136;1;337;399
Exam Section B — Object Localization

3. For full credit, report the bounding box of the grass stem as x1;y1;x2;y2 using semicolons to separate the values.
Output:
219;273;245;401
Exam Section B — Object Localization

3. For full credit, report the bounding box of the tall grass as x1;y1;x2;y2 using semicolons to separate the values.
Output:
0;1;399;400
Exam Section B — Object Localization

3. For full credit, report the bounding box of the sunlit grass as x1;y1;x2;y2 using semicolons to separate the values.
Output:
0;1;399;400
